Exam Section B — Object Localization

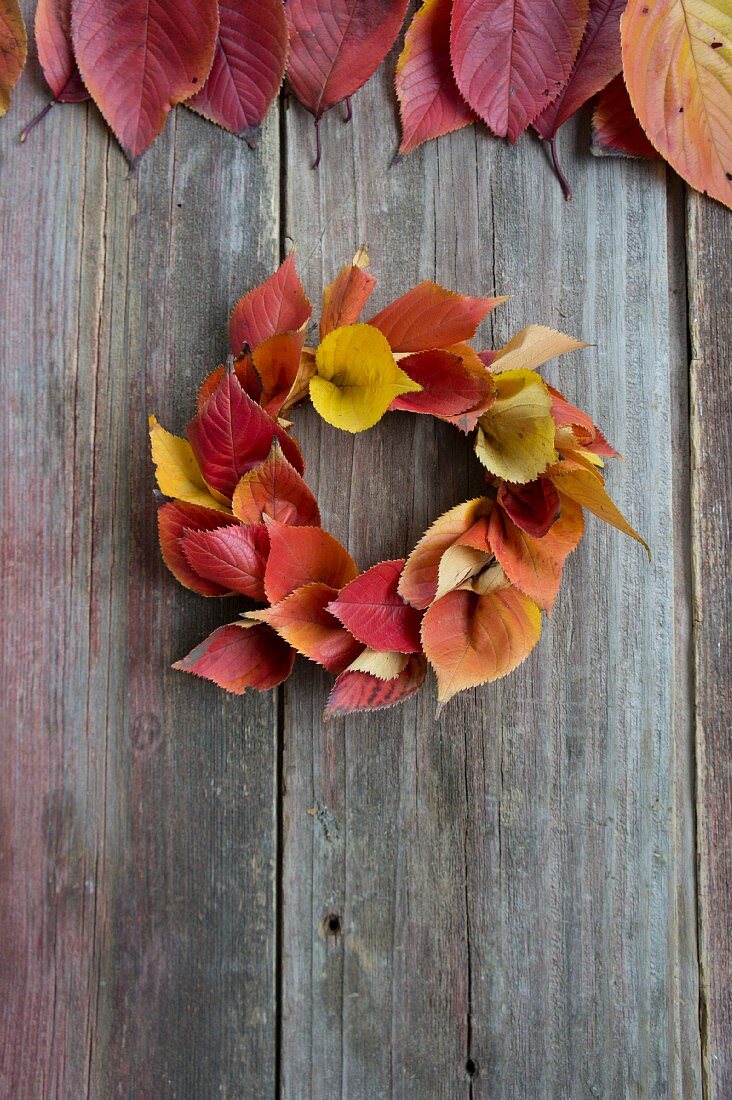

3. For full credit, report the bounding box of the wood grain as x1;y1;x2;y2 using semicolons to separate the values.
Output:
688;192;732;1100
0;29;281;1096
281;71;701;1097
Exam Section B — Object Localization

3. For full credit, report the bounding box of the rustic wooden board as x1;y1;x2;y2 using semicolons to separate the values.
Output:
0;32;281;1097
689;193;732;1100
281;66;701;1097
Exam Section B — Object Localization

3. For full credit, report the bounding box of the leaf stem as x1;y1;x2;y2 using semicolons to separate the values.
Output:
312;116;322;170
19;100;55;144
549;136;572;201
343;97;352;124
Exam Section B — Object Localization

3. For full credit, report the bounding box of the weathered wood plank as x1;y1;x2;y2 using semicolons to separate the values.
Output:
0;36;281;1096
282;63;701;1096
688;192;732;1100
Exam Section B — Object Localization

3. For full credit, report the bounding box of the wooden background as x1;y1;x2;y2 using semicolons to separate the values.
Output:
2;9;730;1097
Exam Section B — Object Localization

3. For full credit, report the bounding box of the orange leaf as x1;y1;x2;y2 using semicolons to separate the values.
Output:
489;496;584;610
390;348;495;418
368;280;505;352
196;356;262;411
399;497;493;609
157;499;239;596
325;654;428;717
263;520;358;603
422;587;542;704
181;523;269;601
252;330;308;417
174;621;294;693
232;442;321;526
249;583;362;672
229;253;312;353
0;0;26;116
621;0;732;209
550;466;649;553
320;252;377;337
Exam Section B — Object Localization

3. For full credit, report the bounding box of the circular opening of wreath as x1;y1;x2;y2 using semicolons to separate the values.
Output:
149;249;648;718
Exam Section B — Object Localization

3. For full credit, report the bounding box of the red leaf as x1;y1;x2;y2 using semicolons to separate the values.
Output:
252;583;362;672
369;281;504;352
187;372;304;499
320;261;377;338
229;253;312;353
174;622;295;693
533;0;625;140
181;523;269;601
72;0;219;160
252;330;307;417
591;74;660;159
390;348;494;418
497;479;561;538
264;520;358;603
35;0;89;102
450;0;589;141
327;560;423;653
187;0;287;141
396;0;476;154
488;495;584;610
285;0;409;118
196;357;263;411
157;500;239;596
325;654;427;717
232;442;321;526
0;0;26;115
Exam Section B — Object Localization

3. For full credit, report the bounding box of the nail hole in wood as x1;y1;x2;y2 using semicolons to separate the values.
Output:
465;1059;478;1077
326;913;341;935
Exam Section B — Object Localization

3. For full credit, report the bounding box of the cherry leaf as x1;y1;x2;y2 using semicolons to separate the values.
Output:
399;497;493;609
230;254;312;353
591;73;660;159
252;331;308;417
187;371;304;499
157;500;239;596
320;254;377;338
232;442;321;526
181;524;269;601
450;0;589;141
497;479;561;538
390;348;495;418
549;466;649;553
285;0;409;118
149;415;228;512
369;280;505;352
35;0;88;103
197;357;262;410
72;0;219;160
187;0;287;143
327;560;423;653
475;369;557;483
422;587;542;704
325;654;428;717
263;520;358;604
396;0;477;154
0;0;26;116
249;583;363;673
174;622;295;693
489;495;584;609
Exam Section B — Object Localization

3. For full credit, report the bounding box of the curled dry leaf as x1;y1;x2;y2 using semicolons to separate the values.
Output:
174;621;295;693
399;498;493;609
550;466;649;553
345;648;410;680
621;0;732;208
491;325;587;373
72;0;219;160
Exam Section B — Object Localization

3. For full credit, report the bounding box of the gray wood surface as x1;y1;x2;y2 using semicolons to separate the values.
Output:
1;11;729;1099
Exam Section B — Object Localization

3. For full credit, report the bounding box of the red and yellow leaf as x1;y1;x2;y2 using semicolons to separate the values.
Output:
0;0;26;116
591;73;660;159
325;654;428;717
450;0;589;142
250;583;362;673
390;348;495;418
621;0;732;207
232;442;320;526
320;252;377;337
229;253;312;354
369;280;504;352
285;0;409;117
157;499;239;596
263;520;358;603
181;523;269;601
187;0;287;142
35;0;88;103
422;586;542;704
251;330;308;417
174;621;294;693
71;0;218;159
549;384;619;458
196;357;262;411
396;0;477;154
489;495;584;609
327;560;423;653
399;497;493;609
149;414;228;511
550;466;649;553
187;371;304;499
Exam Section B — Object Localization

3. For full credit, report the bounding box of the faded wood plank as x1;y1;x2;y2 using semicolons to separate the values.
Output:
688;193;732;1100
281;63;701;1097
0;34;281;1097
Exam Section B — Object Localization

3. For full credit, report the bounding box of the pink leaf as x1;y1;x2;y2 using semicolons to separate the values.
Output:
174;622;295;693
36;0;89;102
327;560;423;653
181;524;269;601
157;500;240;596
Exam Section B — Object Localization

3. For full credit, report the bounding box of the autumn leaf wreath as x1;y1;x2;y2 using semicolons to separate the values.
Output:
150;251;647;717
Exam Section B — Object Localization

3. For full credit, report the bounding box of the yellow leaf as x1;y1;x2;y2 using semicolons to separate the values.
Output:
149;415;229;512
434;544;492;601
310;323;422;433
474;369;557;483
492;325;587;373
346;648;409;680
551;469;650;556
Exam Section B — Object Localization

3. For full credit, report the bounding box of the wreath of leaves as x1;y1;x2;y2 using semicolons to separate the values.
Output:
150;251;648;718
